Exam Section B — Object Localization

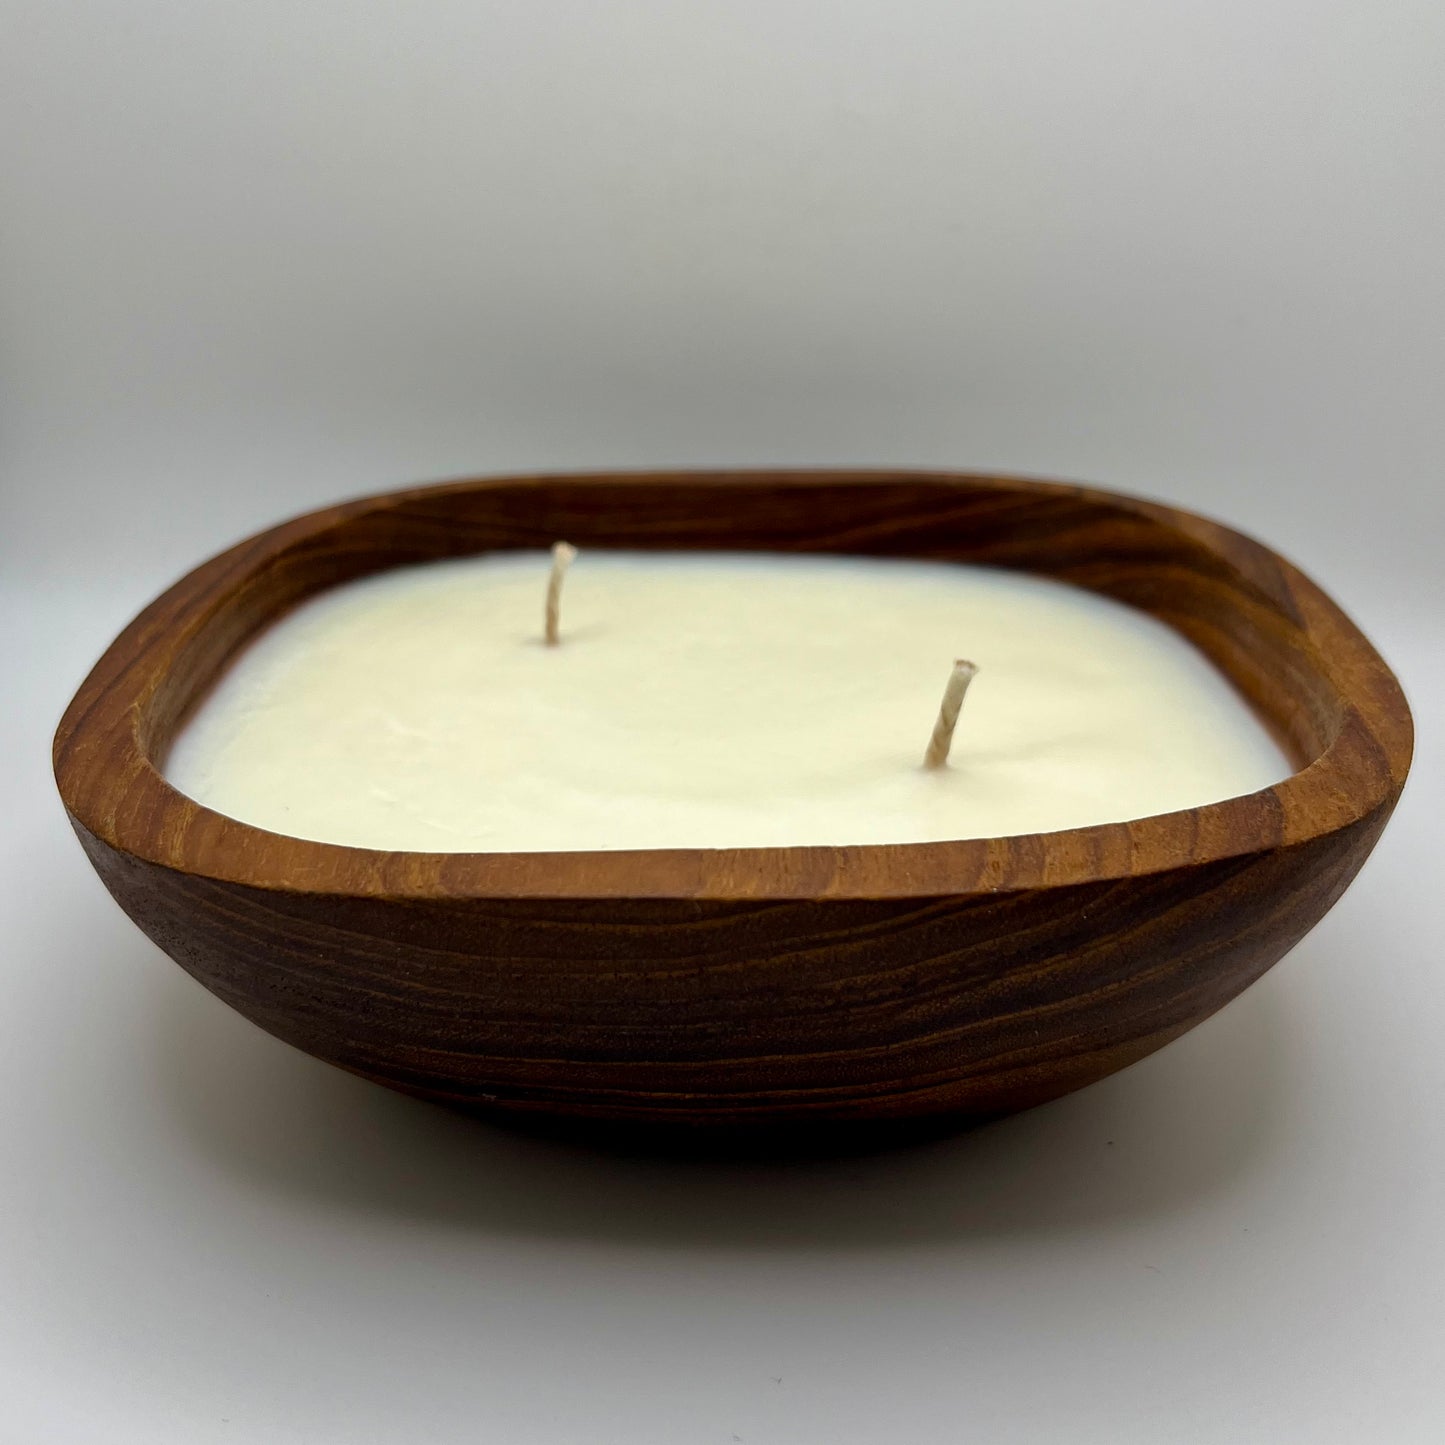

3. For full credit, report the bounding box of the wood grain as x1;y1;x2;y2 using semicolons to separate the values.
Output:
53;471;1413;1132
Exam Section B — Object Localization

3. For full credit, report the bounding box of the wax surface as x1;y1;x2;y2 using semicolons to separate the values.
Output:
166;552;1291;851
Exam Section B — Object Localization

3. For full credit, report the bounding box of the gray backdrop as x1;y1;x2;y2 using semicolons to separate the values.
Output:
4;4;1441;1443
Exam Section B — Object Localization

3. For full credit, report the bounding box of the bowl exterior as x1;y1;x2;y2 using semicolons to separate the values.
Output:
69;804;1391;1127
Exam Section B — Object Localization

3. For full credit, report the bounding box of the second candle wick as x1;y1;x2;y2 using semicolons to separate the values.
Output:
923;659;980;769
544;541;578;646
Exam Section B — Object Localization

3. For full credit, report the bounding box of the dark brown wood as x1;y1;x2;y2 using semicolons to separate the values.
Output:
53;471;1413;1134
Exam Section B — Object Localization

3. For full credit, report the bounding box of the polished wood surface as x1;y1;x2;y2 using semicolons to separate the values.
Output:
54;472;1412;1130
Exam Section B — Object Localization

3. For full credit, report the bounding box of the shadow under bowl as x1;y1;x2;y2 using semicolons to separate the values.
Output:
54;470;1412;1134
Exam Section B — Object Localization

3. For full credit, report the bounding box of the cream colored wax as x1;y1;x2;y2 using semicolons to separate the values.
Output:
165;552;1290;852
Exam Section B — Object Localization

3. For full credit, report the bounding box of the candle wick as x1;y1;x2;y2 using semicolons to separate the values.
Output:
923;659;979;769
544;541;578;646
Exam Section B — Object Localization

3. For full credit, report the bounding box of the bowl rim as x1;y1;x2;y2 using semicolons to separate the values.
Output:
54;469;1413;902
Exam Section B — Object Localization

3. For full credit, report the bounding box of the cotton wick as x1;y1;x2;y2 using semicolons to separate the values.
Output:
544;541;578;646
923;659;979;769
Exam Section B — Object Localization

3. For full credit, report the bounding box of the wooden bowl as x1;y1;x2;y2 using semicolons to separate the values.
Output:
54;471;1412;1136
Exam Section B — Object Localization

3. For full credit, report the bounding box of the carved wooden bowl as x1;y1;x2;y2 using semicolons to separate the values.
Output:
54;471;1412;1137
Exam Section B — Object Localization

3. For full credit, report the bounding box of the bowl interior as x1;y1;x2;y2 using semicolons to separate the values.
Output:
57;471;1411;901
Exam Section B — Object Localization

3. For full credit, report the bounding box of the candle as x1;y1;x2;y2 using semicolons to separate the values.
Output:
60;469;1412;1135
164;550;1289;852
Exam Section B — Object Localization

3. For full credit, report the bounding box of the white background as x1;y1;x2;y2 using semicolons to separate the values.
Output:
3;3;1441;1441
